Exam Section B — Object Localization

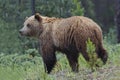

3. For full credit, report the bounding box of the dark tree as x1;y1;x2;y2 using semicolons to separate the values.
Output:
31;0;35;15
80;0;95;19
92;0;115;32
115;0;120;43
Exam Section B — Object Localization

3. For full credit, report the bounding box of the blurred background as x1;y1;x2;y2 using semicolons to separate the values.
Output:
0;0;119;54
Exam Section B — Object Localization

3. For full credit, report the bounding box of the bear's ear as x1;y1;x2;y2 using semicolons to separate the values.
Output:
25;16;28;20
34;13;42;22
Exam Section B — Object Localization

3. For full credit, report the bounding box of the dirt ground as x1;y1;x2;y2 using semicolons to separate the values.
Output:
54;64;120;80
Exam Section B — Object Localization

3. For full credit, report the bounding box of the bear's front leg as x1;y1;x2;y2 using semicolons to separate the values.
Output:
66;53;79;72
40;44;56;74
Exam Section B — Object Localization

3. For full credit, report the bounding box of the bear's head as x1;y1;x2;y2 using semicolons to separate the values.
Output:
19;13;43;37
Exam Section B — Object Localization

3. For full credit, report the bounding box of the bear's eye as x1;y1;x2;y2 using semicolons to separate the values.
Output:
27;24;31;28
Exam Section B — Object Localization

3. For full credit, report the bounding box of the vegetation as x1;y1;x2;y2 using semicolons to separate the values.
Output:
86;39;103;71
0;31;120;80
0;0;84;53
0;0;120;80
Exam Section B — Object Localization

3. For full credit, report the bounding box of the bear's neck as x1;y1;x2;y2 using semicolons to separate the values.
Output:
39;23;53;38
39;24;53;45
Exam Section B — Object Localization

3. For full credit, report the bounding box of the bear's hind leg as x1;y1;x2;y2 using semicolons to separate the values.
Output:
66;53;79;72
97;46;108;64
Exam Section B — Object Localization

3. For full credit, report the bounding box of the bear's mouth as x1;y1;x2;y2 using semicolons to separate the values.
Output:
19;31;29;36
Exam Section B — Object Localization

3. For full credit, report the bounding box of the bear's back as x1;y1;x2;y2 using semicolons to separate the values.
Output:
52;16;102;52
52;16;101;33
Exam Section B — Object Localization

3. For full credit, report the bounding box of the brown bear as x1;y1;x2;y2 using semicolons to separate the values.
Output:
19;13;108;73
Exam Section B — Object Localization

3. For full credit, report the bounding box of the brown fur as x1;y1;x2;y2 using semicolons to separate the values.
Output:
19;13;108;73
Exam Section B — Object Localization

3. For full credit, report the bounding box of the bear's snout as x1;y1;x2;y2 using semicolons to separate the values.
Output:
19;29;24;36
19;30;22;34
19;30;23;35
19;28;31;36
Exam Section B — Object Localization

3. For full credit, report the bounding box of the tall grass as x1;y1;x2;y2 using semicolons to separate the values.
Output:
0;29;120;80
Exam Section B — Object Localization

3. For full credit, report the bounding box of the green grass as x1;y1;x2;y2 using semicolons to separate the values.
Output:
0;42;120;80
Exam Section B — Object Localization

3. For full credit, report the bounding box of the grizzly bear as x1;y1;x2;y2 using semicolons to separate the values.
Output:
19;13;108;73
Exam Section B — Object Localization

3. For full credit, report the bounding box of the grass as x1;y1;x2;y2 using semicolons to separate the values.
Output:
0;40;120;80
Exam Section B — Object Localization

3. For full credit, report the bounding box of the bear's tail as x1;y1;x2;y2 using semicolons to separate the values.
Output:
97;45;108;64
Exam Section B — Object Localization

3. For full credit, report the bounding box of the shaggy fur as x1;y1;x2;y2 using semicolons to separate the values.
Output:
19;13;108;73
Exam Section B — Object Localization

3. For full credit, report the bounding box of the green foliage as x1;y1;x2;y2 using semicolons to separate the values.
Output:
0;0;119;79
0;19;22;53
80;0;95;19
0;40;120;79
0;34;120;79
0;0;84;54
72;0;84;16
86;39;96;54
104;28;117;44
105;42;120;66
0;0;32;54
86;38;103;71
25;48;39;57
0;0;116;54
0;53;69;80
36;0;84;17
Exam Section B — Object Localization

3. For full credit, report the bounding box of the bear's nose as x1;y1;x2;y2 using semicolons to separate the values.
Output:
19;30;22;34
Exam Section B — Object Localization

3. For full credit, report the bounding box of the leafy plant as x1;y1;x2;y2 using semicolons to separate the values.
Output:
86;38;103;71
72;0;84;16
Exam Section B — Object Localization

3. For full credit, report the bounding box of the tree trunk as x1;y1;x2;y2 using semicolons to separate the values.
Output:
92;0;115;33
31;0;35;15
115;0;120;43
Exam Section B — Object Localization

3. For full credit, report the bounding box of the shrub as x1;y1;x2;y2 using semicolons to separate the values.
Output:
86;38;103;71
